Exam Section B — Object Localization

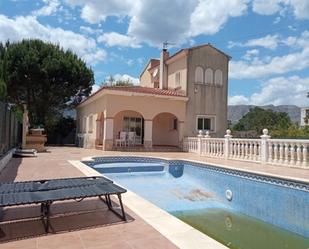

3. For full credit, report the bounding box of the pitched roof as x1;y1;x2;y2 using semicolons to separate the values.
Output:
139;58;159;78
77;86;186;106
165;43;231;63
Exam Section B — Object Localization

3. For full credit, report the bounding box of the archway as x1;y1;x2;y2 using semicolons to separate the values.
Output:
113;110;144;145
152;112;179;147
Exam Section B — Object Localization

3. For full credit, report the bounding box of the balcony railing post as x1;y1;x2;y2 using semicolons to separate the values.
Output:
224;129;232;159
260;128;271;164
197;130;203;155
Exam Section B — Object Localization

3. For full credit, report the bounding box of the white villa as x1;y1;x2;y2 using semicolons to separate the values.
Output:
76;44;230;150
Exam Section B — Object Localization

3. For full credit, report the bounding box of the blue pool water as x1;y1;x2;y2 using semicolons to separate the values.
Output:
85;157;309;249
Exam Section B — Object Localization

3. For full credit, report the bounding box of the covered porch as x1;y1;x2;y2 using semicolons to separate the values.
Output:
76;87;187;151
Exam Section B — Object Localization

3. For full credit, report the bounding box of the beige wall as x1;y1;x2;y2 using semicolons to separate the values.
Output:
152;113;179;146
104;94;186;121
140;63;153;88
76;91;187;149
167;56;187;93
185;46;229;137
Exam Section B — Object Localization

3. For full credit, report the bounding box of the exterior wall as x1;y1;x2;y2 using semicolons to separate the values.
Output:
140;63;153;88
76;92;187;149
104;94;186;121
300;107;309;126
167;56;187;93
152;113;179;146
76;96;108;148
185;46;228;137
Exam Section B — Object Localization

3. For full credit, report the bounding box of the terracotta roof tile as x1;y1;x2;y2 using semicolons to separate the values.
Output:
104;86;186;96
78;86;186;106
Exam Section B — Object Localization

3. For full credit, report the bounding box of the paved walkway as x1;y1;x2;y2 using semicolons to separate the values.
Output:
0;147;177;249
0;146;308;249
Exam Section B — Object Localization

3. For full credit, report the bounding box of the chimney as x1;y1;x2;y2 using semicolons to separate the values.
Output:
159;49;169;89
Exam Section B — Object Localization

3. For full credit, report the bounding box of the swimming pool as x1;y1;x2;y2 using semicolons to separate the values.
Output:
84;156;309;249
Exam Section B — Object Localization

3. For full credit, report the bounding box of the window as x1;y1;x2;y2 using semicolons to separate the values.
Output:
214;69;223;85
172;118;178;130
196;116;215;132
205;68;213;84
175;72;181;86
123;117;143;137
194;66;203;83
88;115;93;133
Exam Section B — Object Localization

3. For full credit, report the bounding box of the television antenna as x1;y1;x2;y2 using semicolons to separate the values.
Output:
163;41;175;49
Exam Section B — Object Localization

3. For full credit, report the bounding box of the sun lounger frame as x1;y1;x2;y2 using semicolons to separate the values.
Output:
0;177;127;233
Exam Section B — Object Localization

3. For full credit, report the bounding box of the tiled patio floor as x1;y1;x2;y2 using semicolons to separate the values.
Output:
0;147;178;249
0;146;308;249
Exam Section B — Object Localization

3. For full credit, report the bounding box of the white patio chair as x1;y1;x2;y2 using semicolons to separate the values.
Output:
115;132;127;147
128;132;136;146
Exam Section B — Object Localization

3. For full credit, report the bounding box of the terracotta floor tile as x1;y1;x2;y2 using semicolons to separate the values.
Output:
37;233;83;249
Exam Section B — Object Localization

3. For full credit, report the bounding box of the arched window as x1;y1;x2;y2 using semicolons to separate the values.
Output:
214;69;223;86
205;68;213;84
194;66;203;83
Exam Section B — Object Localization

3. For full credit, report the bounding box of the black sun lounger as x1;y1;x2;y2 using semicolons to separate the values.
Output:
0;177;126;233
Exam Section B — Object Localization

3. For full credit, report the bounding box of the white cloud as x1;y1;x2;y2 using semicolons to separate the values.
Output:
252;0;309;19
114;74;139;85
230;48;309;79
80;26;102;35
98;32;141;48
190;0;248;36
63;0;250;47
82;50;107;65
229;34;279;50
64;0;136;24
242;49;259;60
128;0;198;47
32;0;60;16
252;0;283;15
229;95;249;105
0;15;106;65
290;0;309;19
230;31;309;79
231;76;309;106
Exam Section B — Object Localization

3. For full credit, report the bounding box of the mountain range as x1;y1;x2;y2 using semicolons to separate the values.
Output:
228;105;301;125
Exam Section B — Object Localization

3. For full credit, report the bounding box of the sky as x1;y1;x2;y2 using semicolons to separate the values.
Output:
0;0;309;107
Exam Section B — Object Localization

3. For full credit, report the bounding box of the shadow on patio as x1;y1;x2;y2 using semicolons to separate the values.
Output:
0;199;133;243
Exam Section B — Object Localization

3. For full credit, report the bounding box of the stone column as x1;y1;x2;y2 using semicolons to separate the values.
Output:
103;117;114;151
144;119;153;148
260;128;271;164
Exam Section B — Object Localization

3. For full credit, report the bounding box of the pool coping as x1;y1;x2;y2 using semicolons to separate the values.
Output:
68;158;228;249
69;154;309;249
81;155;309;185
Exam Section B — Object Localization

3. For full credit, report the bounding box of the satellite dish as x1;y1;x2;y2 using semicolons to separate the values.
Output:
152;68;158;78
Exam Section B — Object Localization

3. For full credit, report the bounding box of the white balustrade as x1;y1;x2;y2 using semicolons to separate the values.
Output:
260;139;309;168
185;137;199;153
184;130;309;169
201;138;225;158
229;139;261;162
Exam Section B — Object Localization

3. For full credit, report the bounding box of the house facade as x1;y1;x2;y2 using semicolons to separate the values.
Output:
300;107;309;126
76;44;230;150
